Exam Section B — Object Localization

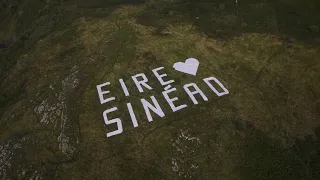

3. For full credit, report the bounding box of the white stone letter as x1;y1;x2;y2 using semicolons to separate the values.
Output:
162;88;187;112
127;102;138;128
96;82;115;104
119;78;130;96
141;96;165;122
183;83;208;105
103;107;123;137
132;73;153;93
203;77;229;96
152;67;175;86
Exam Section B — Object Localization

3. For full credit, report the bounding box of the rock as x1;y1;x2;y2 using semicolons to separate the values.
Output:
159;28;172;36
195;16;199;20
215;29;223;33
219;4;225;10
308;25;319;33
242;22;248;28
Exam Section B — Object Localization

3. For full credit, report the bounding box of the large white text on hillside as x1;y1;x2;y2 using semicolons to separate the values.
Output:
96;58;229;137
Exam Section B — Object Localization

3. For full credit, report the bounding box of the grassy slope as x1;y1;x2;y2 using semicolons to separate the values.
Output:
0;0;320;179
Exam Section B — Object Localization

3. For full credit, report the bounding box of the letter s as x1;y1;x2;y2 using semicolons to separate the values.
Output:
103;107;123;137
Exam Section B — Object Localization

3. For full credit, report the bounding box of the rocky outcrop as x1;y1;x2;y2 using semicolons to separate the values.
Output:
0;65;83;179
34;66;81;157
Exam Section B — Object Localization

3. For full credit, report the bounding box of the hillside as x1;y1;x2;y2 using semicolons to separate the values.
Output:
1;0;320;179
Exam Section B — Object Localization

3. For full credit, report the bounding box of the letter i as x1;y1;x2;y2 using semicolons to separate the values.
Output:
127;103;138;128
119;78;130;96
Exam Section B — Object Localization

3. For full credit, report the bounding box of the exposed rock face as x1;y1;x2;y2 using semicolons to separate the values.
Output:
0;136;26;179
34;66;80;157
171;129;201;179
0;65;83;179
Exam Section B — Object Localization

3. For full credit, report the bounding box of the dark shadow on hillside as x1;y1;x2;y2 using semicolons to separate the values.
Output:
0;43;7;49
76;0;146;8
239;124;320;180
137;0;320;44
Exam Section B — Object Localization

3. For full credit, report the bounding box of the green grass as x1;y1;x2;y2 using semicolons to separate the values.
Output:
0;0;319;179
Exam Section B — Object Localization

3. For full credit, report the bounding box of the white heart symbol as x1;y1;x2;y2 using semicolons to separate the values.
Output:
173;58;200;76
